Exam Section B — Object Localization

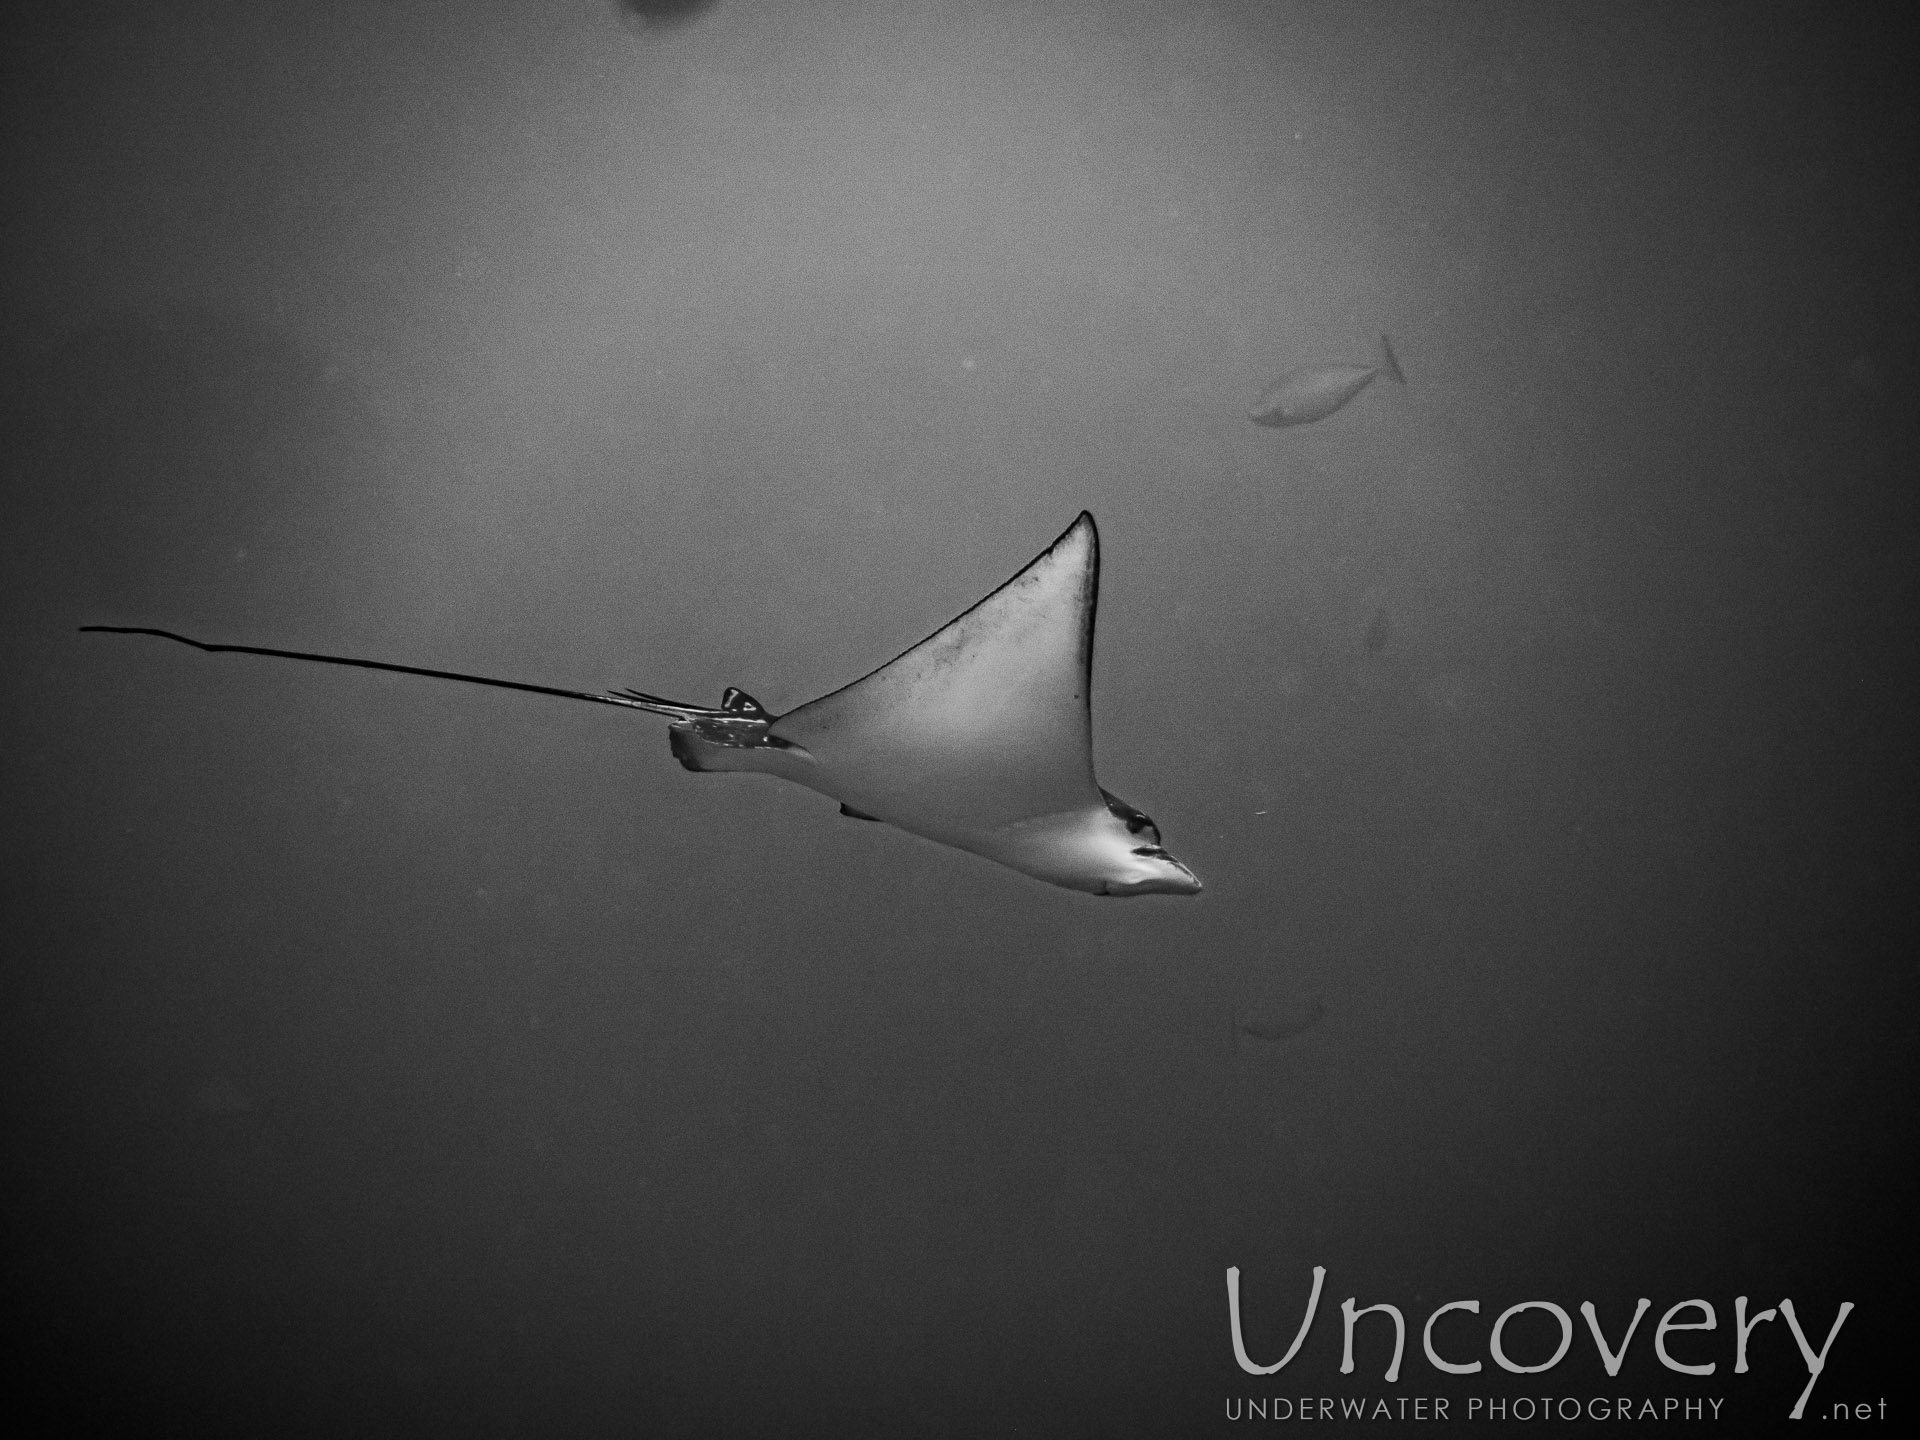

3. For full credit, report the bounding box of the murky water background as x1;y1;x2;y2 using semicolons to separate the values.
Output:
3;4;1912;1434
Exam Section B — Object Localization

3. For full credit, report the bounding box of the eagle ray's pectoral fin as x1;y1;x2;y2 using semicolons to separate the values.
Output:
762;512;1201;896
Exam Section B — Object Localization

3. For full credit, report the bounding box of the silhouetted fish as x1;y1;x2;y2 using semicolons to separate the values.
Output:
1249;334;1406;428
1364;607;1389;654
1236;997;1326;1042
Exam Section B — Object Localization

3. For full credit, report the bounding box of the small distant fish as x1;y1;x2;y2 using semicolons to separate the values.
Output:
1364;607;1389;655
1236;997;1326;1042
1249;334;1406;428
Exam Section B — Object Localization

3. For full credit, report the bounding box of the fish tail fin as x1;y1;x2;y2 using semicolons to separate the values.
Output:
1378;333;1407;385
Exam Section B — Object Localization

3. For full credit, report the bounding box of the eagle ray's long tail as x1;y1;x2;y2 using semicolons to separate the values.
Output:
77;626;730;720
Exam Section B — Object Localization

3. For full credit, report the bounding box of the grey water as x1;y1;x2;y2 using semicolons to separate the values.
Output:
3;3;1913;1435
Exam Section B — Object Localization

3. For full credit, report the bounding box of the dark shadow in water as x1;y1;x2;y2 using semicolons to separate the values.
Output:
614;0;720;31
1236;996;1326;1042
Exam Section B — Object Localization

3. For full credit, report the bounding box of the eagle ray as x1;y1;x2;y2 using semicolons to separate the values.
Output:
82;512;1200;897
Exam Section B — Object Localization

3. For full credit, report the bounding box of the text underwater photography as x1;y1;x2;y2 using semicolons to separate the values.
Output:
1215;1265;1893;1429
